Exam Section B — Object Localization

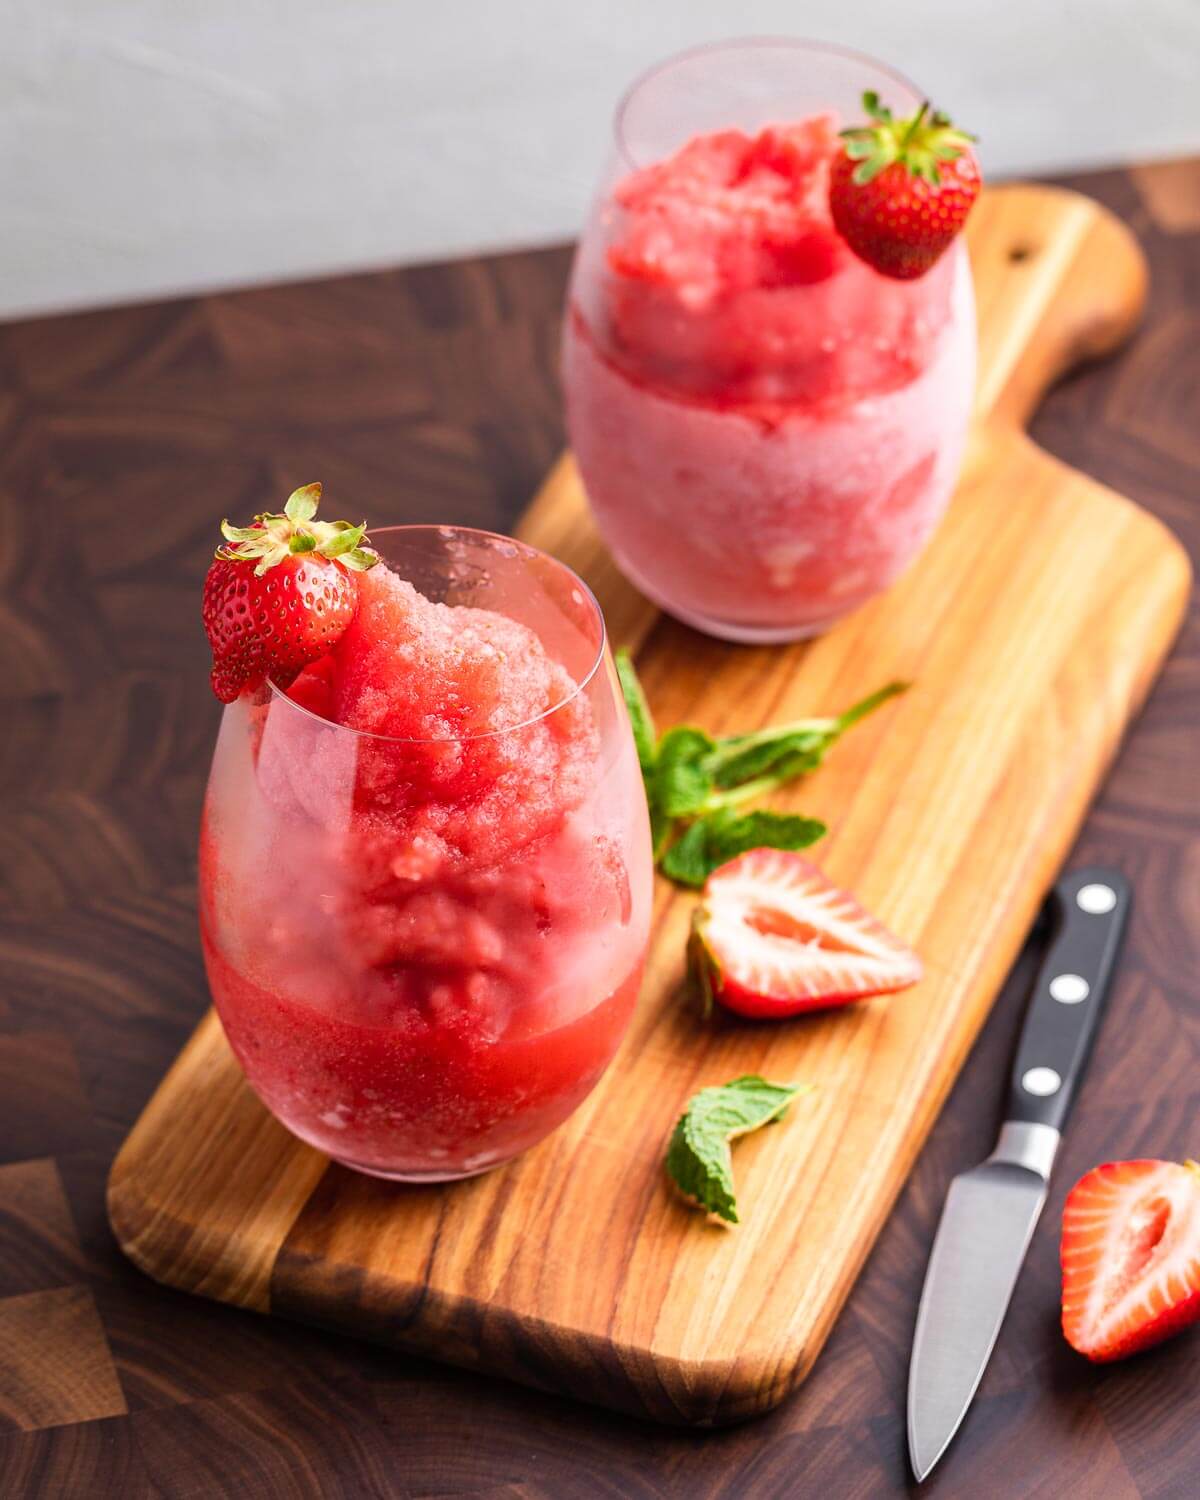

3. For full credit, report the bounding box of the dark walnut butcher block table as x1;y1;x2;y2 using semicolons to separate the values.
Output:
2;156;1198;1498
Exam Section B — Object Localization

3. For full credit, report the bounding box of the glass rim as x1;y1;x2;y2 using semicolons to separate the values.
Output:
613;36;924;172
265;522;609;746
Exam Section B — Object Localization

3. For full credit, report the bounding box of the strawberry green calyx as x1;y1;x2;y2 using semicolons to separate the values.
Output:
840;91;975;188
687;915;722;1020
215;483;380;577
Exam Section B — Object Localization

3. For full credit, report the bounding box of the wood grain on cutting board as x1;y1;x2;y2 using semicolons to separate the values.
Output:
108;184;1191;1425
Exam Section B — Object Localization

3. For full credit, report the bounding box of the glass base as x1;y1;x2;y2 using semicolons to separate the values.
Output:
610;547;850;644
329;1153;508;1184
659;599;840;645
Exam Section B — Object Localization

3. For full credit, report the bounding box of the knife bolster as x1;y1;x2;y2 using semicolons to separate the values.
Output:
988;1121;1060;1180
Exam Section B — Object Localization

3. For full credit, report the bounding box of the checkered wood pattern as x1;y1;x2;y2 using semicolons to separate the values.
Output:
0;158;1198;1497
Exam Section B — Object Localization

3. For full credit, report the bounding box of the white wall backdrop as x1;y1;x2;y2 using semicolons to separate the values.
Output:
5;0;1200;318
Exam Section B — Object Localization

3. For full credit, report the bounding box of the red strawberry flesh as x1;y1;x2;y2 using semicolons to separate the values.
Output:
691;849;923;1017
1061;1158;1200;1362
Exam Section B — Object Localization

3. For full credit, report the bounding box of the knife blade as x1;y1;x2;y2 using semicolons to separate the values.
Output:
907;866;1131;1481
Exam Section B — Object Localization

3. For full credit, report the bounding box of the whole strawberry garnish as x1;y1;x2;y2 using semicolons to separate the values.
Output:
829;91;980;281
201;483;378;703
1061;1159;1200;1362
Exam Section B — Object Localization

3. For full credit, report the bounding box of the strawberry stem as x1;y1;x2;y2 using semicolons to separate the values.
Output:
902;102;930;149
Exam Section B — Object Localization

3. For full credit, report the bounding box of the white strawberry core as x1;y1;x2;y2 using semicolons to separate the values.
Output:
705;850;918;999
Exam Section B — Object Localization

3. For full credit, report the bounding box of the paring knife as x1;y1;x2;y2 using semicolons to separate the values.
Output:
907;866;1131;1482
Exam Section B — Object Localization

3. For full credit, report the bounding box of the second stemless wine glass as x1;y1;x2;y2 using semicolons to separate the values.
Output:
199;526;653;1181
563;39;976;643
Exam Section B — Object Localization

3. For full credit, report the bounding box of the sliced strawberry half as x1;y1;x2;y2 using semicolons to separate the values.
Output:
1061;1158;1200;1362
689;849;923;1018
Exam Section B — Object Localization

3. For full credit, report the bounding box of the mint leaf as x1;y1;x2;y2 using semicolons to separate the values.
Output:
706;728;826;790
655;726;716;818
667;1075;811;1223
659;819;712;887
649;802;674;862
610;655;905;889
658;726;714;768
701;682;907;798
706;808;826;865
660;808;826;887
615;650;657;777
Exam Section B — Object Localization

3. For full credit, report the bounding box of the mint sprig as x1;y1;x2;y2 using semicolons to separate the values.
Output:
661;808;826;889
666;1075;812;1223
615;649;657;777
617;651;906;886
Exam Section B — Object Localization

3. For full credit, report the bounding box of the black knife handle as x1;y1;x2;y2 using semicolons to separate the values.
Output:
1006;866;1131;1132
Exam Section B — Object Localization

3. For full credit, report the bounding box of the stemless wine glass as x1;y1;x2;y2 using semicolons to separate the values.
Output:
563;38;977;643
199;526;653;1181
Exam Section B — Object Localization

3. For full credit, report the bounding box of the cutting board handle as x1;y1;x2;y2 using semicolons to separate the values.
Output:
969;184;1148;430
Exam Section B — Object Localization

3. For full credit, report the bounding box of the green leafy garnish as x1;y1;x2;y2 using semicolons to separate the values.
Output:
616;649;906;887
839;90;976;188
661;808;826;889
215;483;379;577
666;1075;812;1224
615;650;657;777
656;726;716;818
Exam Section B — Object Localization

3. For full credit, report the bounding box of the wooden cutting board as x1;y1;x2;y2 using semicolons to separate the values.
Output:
108;185;1190;1427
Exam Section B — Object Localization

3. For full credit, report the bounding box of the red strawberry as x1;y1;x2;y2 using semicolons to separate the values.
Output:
829;91;981;281
201;482;378;703
1061;1158;1200;1362
688;850;923;1018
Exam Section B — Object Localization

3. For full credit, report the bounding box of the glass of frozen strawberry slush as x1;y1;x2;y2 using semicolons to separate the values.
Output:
563;39;978;642
200;523;653;1181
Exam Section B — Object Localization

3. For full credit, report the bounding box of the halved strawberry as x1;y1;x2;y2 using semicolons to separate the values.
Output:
1061;1158;1200;1362
688;849;923;1018
201;483;378;703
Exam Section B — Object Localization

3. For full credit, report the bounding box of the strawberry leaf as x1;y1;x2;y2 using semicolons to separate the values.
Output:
666;1075;810;1224
838;93;974;195
687;919;721;1019
284;483;322;523
252;541;290;576
318;523;368;558
219;520;264;545
338;547;381;572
